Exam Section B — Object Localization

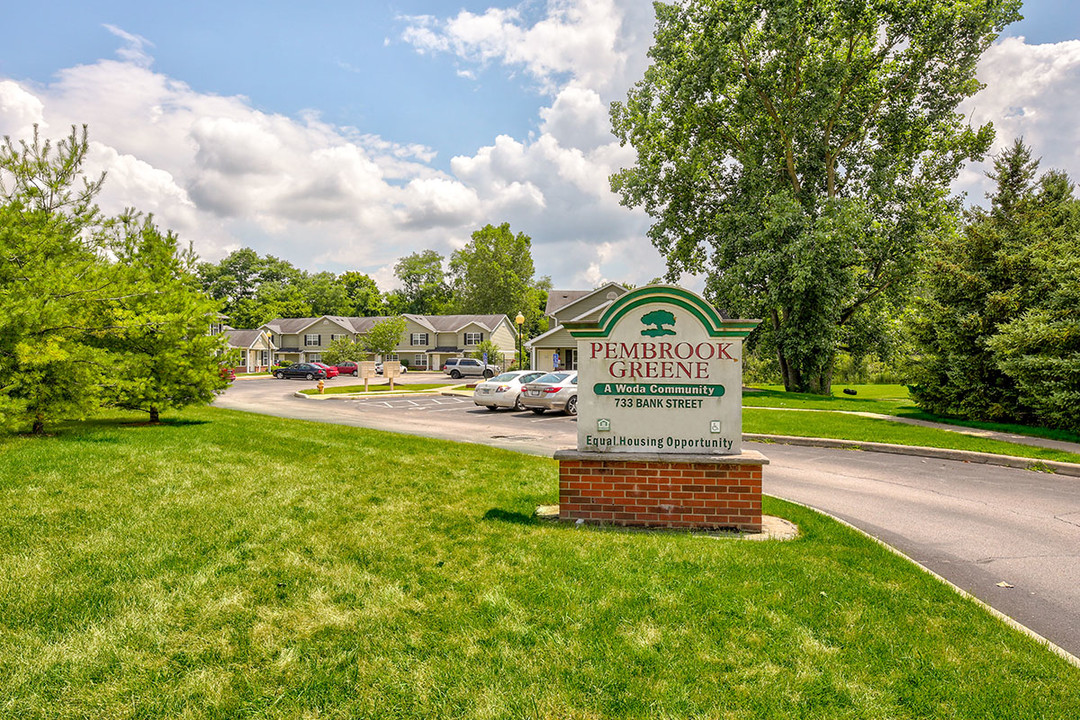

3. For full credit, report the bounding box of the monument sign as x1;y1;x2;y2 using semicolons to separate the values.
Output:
566;285;758;455
555;285;767;532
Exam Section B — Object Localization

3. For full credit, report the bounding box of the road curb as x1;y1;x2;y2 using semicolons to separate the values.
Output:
745;434;1080;478
778;498;1080;670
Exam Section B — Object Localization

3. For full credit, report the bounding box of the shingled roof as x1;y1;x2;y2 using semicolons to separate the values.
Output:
224;329;266;349
262;314;508;335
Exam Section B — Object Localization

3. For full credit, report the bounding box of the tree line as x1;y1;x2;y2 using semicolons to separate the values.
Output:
196;224;552;339
1;126;552;435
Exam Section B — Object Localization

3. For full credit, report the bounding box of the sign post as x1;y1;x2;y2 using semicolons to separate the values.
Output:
555;285;768;532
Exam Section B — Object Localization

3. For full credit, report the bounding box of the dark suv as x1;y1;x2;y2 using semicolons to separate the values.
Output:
443;357;496;379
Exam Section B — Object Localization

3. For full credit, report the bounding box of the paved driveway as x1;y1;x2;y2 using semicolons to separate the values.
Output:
216;377;1080;658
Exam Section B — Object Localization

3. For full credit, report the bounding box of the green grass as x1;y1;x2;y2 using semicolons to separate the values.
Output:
299;382;458;395
744;409;1080;464
1;408;1078;718
745;384;918;416
746;384;1080;452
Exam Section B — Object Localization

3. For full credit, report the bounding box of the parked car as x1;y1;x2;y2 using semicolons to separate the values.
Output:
375;362;408;375
273;363;327;380
330;361;361;377
519;371;578;415
312;362;339;378
443;357;497;379
473;370;545;411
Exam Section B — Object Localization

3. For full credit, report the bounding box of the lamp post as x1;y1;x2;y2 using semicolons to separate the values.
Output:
515;312;525;369
263;331;273;371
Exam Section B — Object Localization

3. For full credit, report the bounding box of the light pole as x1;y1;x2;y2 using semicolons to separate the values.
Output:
515;312;525;369
263;331;273;371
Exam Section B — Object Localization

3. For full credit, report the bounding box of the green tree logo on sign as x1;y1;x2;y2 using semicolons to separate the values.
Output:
640;309;676;337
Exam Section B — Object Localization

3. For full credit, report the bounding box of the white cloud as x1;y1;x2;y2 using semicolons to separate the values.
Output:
0;57;484;272
103;24;155;69
539;85;614;150
0;81;47;140
0;4;664;292
401;0;630;94
957;36;1080;202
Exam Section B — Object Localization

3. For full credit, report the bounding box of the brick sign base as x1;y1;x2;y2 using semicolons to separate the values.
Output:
553;450;769;532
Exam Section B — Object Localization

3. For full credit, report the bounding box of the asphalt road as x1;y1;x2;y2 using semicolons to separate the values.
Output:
216;375;1080;658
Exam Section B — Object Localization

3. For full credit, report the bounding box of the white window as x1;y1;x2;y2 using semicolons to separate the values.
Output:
260;350;269;366
305;334;321;346
307;353;321;363
385;353;399;361
411;333;429;346
414;354;428;367
464;332;483;345
330;334;346;342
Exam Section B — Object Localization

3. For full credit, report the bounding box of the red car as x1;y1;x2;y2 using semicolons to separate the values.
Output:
312;362;339;378
329;361;361;377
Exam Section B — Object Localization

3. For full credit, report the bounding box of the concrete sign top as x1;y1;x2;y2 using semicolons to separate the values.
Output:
564;285;759;455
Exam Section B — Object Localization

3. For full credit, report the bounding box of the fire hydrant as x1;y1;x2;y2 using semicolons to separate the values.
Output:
317;379;325;394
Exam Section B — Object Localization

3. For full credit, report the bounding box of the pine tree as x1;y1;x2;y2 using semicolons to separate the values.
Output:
0;126;111;433
96;213;230;423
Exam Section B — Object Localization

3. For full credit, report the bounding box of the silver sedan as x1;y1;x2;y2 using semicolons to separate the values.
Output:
473;371;546;410
519;371;579;415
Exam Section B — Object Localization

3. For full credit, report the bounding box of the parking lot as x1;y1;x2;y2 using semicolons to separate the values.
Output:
214;375;577;456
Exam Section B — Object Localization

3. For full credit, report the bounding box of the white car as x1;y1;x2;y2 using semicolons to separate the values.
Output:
473;370;546;411
374;362;407;375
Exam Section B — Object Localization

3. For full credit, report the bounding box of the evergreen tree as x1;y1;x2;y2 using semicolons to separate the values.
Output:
95;213;231;423
911;139;1080;430
0;126;111;434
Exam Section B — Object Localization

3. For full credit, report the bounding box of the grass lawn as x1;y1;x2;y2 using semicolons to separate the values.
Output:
744;384;919;416
1;408;1078;718
747;384;1080;445
744;409;1080;464
299;382;459;395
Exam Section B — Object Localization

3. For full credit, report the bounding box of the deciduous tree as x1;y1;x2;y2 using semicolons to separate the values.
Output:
341;271;386;316
450;223;534;314
392;250;451;315
610;0;1021;393
362;316;407;360
322;336;366;366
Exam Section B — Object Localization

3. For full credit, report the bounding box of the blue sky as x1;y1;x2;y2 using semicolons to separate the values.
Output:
1;1;1079;291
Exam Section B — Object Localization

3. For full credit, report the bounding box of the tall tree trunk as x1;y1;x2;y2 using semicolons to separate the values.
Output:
772;309;795;391
149;406;160;423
